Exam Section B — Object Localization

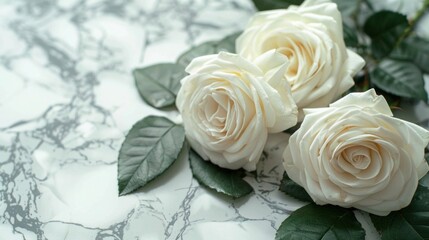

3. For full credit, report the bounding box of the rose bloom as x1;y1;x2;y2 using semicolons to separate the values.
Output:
237;0;365;115
283;89;429;216
176;51;297;171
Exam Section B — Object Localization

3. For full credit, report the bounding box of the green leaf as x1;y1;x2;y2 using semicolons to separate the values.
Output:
391;36;429;73
420;173;429;189
188;149;253;198
363;11;408;59
117;116;185;195
343;23;359;48
251;0;303;11
217;31;241;52
177;41;218;67
370;59;427;101
276;204;365;240
279;172;312;202
371;185;429;240
177;32;241;67
133;63;186;108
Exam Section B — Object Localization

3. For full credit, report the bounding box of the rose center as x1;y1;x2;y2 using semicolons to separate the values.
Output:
273;35;315;88
204;94;227;125
350;154;370;169
343;147;371;170
279;45;299;75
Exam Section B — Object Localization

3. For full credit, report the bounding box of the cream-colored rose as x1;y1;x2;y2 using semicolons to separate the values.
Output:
176;51;297;171
283;89;429;216
237;0;365;114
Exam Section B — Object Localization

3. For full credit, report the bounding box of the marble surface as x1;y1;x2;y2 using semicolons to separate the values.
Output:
0;0;428;239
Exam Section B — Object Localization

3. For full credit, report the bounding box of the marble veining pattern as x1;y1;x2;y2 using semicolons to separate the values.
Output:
0;0;304;239
0;0;428;239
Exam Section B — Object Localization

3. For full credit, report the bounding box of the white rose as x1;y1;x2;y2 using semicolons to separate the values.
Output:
283;89;429;216
177;51;298;171
236;0;365;114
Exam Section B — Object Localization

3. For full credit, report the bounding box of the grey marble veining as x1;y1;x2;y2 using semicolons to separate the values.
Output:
0;0;305;239
1;0;428;239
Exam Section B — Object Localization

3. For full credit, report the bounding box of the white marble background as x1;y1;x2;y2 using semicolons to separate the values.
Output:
0;0;428;239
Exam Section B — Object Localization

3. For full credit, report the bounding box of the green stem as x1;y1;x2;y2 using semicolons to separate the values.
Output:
395;0;429;47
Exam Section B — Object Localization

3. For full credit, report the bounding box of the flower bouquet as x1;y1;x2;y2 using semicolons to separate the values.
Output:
117;0;429;239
